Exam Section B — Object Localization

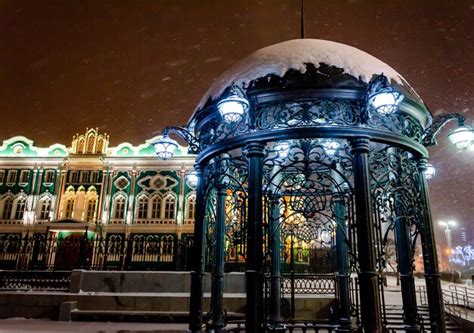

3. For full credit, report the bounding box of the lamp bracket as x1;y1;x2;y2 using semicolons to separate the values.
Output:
163;126;200;154
422;113;465;147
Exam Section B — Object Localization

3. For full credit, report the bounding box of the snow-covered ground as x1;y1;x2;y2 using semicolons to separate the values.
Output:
1;276;471;331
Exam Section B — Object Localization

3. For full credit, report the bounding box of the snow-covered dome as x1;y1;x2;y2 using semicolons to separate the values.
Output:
194;39;424;113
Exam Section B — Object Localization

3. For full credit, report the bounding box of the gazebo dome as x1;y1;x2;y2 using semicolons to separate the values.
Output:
191;39;430;128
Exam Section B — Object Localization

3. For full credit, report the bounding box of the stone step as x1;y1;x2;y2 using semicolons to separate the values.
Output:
73;293;247;312
70;309;245;323
380;305;462;332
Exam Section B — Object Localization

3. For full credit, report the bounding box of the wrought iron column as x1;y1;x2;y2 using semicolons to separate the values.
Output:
334;196;351;332
391;149;420;332
417;158;446;333
210;184;227;331
350;138;383;333
394;195;420;332
189;165;207;333
246;142;265;333
269;194;282;325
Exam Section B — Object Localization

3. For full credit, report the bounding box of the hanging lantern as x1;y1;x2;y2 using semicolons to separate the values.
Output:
448;126;474;150
217;86;250;123
367;74;404;114
153;134;179;160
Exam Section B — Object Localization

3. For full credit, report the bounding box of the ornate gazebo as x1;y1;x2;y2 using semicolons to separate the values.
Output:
154;39;472;333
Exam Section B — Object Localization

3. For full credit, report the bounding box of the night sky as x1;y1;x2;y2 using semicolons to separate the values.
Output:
0;0;473;248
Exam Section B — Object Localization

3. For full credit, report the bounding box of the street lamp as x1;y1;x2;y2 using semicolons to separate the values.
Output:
217;86;250;123
448;126;474;150
439;220;456;250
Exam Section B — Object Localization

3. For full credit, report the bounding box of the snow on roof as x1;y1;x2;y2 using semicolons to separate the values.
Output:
196;39;417;111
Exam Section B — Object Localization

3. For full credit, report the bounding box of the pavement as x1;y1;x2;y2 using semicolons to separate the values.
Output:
0;319;190;333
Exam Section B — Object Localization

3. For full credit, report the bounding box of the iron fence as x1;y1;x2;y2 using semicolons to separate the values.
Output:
0;270;71;291
0;233;194;271
227;322;338;332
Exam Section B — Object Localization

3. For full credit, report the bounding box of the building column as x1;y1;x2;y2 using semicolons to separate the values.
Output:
269;194;282;325
417;158;446;333
189;164;207;333
127;168;138;225
28;166;42;226
334;197;351;332
177;166;186;226
175;167;187;270
53;168;67;220
97;166;109;224
210;183;227;331
102;168;115;224
246;142;265;333
350;138;382;333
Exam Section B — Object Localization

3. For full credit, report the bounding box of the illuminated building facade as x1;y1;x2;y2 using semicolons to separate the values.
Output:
0;128;197;270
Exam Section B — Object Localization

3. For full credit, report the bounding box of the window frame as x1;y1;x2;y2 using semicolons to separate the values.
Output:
2;197;13;219
6;170;17;186
113;196;126;219
44;170;54;184
163;195;176;219
137;196;149;219
19;170;30;185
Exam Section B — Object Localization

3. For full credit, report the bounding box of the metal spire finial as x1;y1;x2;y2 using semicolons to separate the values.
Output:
301;0;305;39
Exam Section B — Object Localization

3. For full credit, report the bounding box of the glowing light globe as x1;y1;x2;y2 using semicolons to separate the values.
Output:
186;171;199;188
368;88;404;114
448;126;474;150
153;135;179;160
275;142;290;158
424;163;436;180
321;139;340;155
217;88;249;123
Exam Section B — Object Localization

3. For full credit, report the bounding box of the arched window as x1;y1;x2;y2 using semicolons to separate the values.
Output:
78;138;85;153
65;198;75;218
164;195;176;219
14;197;26;220
137;196;148;219
87;134;95;153
2;197;13;219
113;196;126;219
151;196;162;219
96;138;104;153
186;195;196;219
38;198;51;220
86;198;97;222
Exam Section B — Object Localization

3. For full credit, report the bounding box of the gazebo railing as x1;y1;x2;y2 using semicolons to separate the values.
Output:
280;273;337;295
